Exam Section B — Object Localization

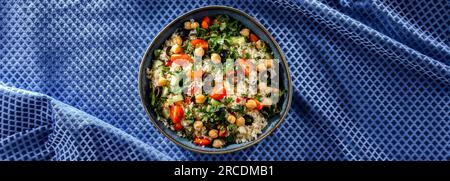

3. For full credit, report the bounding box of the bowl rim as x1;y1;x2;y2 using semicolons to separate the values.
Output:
138;5;293;154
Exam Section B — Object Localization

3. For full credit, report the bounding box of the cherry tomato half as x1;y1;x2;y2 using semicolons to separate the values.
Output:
201;16;210;29
218;125;227;138
170;53;191;66
191;39;208;50
170;104;184;124
174;123;183;131
194;137;212;146
210;84;226;100
249;33;259;42
254;99;263;110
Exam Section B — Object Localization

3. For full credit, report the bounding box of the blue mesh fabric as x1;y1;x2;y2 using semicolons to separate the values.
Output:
0;0;449;160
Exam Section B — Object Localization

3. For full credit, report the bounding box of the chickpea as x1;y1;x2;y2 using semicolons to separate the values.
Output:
238;126;247;134
195;94;206;104
170;44;183;54
212;139;225;148
157;77;168;86
208;129;219;139
191;22;199;29
258;82;267;92
174;35;183;46
245;99;257;110
236;117;245;127
194;47;204;57
193;120;203;131
211;53;221;64
256;63;266;72
240;28;250;37
262;97;272;106
266;59;273;68
255;40;264;50
184;21;192;30
227;115;236;124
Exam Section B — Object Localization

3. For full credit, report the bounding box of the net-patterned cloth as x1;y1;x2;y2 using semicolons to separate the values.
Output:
0;0;449;160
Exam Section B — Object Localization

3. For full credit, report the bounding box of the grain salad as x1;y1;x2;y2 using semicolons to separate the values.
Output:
146;15;285;148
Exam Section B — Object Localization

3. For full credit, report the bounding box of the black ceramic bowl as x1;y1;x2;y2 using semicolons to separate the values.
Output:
139;6;292;154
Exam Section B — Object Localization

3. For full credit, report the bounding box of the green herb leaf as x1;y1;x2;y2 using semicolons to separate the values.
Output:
225;135;235;143
231;105;246;114
219;22;226;31
227;124;236;132
154;49;162;58
223;97;233;104
209;23;220;32
161;66;169;74
195;27;208;39
186;119;194;124
254;95;262;102
183;40;194;54
245;52;251;59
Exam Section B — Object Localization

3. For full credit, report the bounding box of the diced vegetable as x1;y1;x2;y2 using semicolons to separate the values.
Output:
191;39;209;50
162;87;169;97
174;123;183;131
254;99;263;110
170;54;191;66
228;36;246;46
171;53;191;61
194;137;211;146
210;84;226;100
164;60;172;66
184;96;192;104
249;33;259;42
171;94;184;103
170;104;184;124
218;125;227;138
219;22;226;31
201;17;210;29
162;107;170;118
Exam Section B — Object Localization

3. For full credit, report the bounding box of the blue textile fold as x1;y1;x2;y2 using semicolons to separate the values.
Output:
1;0;449;160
